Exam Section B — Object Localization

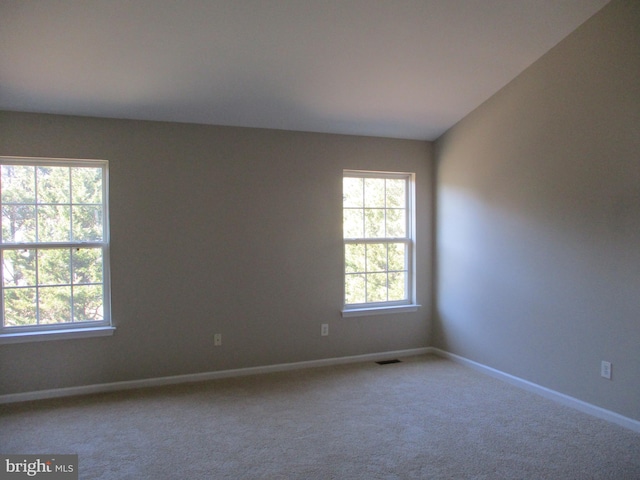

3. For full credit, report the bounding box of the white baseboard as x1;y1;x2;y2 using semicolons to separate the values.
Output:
6;346;637;434
431;348;640;434
0;347;432;405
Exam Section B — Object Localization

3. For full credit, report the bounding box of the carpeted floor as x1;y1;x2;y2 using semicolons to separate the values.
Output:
1;354;639;479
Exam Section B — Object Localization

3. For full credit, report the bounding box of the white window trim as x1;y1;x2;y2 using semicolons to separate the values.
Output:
0;326;115;344
0;156;112;342
342;170;419;315
341;304;420;318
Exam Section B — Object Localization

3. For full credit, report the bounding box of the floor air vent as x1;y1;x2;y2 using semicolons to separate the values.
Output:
376;359;402;365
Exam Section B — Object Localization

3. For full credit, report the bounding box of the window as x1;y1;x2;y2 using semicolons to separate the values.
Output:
342;170;418;316
0;157;112;342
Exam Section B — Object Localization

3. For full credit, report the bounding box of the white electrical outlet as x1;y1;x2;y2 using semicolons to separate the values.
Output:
601;361;612;379
214;333;222;346
321;324;329;336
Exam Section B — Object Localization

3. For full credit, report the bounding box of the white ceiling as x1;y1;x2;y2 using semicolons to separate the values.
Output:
0;0;609;140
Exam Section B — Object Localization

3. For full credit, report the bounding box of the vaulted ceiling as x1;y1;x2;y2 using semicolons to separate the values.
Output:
0;0;610;140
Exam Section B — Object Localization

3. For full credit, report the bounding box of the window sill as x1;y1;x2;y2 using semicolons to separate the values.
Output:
0;326;115;345
341;304;421;318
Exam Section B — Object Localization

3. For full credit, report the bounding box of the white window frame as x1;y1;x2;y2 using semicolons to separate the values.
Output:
342;170;419;317
0;156;114;343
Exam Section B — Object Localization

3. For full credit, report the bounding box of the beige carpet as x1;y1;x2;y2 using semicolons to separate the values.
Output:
1;355;639;479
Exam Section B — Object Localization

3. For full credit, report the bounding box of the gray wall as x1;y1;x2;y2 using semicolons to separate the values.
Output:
434;0;640;421
0;112;433;394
